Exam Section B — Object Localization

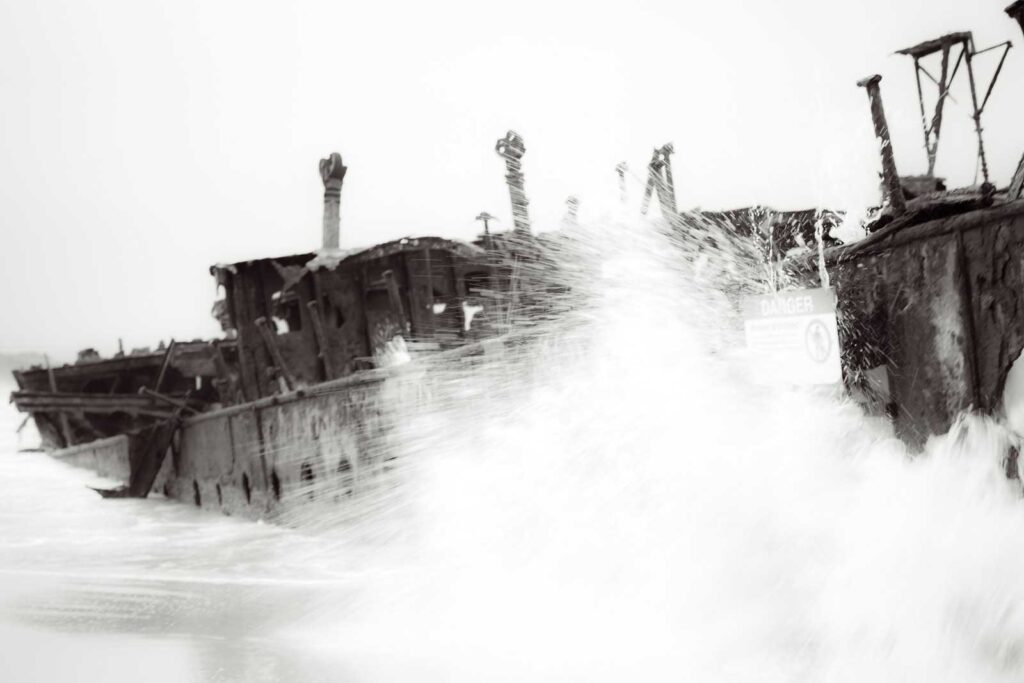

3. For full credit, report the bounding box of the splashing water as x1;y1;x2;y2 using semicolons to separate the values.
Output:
4;215;1024;682
305;217;1024;681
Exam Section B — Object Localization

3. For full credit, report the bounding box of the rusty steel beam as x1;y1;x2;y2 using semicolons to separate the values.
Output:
254;317;296;391
858;75;907;215
896;32;973;59
11;391;188;417
659;144;677;215
153;339;176;394
495;131;531;234
640;144;677;217
305;300;337;380
902;35;965;178
137;387;200;416
915;48;951;176
897;31;1009;189
963;47;992;188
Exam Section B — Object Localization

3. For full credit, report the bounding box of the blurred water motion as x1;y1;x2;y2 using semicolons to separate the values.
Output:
0;392;365;682
5;220;1024;683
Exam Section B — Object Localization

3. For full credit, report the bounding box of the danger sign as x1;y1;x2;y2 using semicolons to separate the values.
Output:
742;287;842;385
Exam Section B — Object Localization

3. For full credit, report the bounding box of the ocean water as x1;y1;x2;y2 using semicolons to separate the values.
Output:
3;218;1024;682
0;381;368;682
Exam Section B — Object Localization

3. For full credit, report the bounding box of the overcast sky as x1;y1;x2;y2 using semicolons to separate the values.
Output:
1;0;1022;361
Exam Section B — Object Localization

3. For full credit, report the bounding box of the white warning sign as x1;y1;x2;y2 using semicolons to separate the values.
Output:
742;287;842;385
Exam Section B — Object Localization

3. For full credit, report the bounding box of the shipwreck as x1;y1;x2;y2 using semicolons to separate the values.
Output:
10;131;571;514
10;2;1024;515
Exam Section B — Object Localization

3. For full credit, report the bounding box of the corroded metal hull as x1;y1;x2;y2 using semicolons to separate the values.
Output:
52;334;534;520
790;200;1024;448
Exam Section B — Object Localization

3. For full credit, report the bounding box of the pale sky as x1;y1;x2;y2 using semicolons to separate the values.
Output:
1;0;1022;360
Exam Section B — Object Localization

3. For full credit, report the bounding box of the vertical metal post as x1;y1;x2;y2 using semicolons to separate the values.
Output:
931;46;952;176
914;46;951;177
641;144;678;217
154;339;176;394
963;49;992;187
495;131;531;234
858;75;906;215
475;212;495;248
913;59;929;173
658;144;677;215
474;212;498;307
306;301;337;380
319;152;347;249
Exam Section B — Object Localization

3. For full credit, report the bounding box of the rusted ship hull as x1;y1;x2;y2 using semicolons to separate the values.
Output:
53;334;533;519
789;200;1024;448
52;370;411;517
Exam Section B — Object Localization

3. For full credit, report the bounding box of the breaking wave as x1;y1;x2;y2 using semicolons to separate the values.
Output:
292;216;1024;682
6;215;1024;682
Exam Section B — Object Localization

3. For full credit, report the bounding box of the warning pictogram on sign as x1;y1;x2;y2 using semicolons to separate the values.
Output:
804;319;831;363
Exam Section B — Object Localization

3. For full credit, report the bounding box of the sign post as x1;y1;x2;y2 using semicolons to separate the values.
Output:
742;287;842;386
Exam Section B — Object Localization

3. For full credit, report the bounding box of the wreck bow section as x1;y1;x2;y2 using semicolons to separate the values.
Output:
10;342;217;450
